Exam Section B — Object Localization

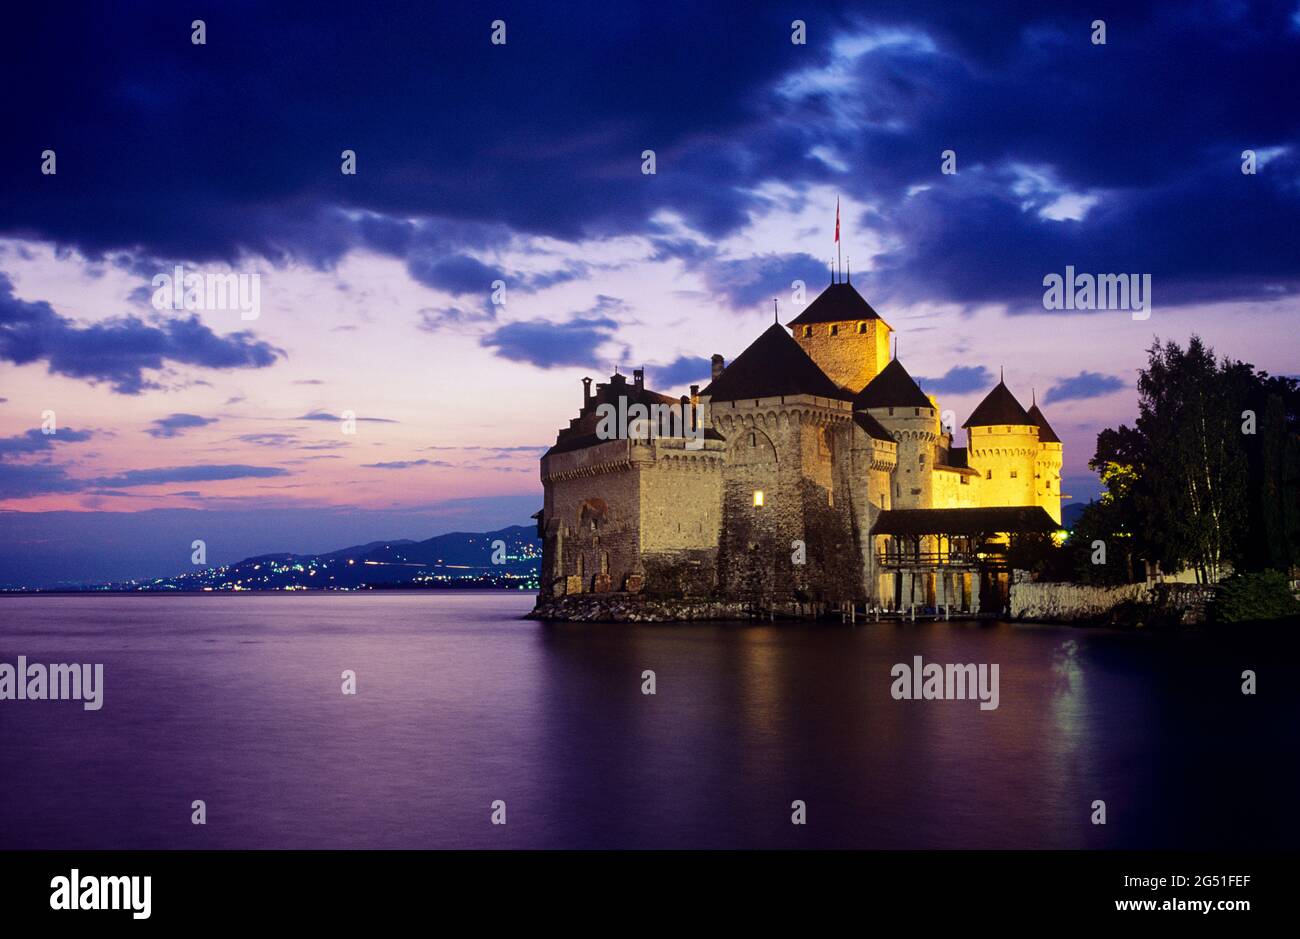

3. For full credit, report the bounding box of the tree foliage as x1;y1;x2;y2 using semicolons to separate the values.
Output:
1083;336;1299;583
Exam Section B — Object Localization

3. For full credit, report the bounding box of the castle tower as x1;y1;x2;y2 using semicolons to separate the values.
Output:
787;282;893;393
855;358;939;510
1027;396;1063;524
963;378;1038;507
699;323;858;605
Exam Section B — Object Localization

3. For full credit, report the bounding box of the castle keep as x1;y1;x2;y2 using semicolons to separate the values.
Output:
535;278;1062;615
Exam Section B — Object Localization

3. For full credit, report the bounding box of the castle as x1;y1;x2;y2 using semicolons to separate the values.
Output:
535;276;1062;615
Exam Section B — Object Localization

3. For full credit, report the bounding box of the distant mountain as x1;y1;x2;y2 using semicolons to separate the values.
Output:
91;524;540;592
1062;501;1089;529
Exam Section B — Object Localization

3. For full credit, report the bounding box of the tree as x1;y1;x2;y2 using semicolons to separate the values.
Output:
1087;337;1297;584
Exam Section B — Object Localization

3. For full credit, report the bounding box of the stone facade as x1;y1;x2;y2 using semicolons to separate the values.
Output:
535;281;1063;616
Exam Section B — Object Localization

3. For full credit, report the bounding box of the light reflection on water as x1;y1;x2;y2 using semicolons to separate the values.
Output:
1;593;1295;849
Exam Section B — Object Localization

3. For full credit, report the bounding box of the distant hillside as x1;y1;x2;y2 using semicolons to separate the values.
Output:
1062;501;1089;529
94;524;540;592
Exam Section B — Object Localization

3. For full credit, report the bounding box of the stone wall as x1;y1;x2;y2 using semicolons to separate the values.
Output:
529;593;752;622
1012;580;1217;625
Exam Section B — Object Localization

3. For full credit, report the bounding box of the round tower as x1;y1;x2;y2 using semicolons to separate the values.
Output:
855;358;939;509
963;378;1038;507
1027;397;1064;524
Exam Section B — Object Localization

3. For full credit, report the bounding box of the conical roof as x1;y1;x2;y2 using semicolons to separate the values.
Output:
700;323;850;402
787;282;888;326
1026;403;1060;443
963;380;1032;427
853;358;933;410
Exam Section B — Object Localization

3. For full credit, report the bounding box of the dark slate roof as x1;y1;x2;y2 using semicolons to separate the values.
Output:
963;380;1032;427
853;358;933;410
545;372;723;457
853;411;895;442
787;282;887;326
701;323;851;402
1026;403;1061;443
870;506;1061;536
544;427;724;457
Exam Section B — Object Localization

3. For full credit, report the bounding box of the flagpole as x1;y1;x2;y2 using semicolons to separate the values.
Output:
835;197;842;283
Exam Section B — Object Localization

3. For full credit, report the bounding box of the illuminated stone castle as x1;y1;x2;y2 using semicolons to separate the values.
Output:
535;278;1062;614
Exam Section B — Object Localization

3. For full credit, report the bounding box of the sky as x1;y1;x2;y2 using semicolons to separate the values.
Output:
1;1;1298;585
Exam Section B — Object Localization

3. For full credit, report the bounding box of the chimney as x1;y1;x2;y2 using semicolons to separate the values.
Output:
633;367;644;390
689;383;699;399
581;376;592;406
711;354;724;381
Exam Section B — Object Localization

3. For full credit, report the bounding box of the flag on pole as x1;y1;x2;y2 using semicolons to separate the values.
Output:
834;198;840;243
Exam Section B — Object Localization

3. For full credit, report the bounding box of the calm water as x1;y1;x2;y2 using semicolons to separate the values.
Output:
1;592;1296;849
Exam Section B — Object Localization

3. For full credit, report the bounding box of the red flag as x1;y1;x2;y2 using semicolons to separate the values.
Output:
834;198;840;243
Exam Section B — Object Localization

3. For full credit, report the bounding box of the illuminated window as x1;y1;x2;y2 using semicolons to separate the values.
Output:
753;490;764;507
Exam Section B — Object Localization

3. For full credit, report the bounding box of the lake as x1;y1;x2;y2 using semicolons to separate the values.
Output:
1;592;1295;849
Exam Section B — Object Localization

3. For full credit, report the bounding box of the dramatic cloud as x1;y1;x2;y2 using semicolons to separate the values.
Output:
0;427;93;457
0;274;283;394
406;253;499;295
700;253;830;312
647;356;713;389
88;465;291;488
916;365;994;395
3;3;1297;312
481;315;621;369
146;413;218;438
1044;371;1127;404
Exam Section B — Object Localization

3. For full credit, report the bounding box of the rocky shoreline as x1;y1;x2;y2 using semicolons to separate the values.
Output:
528;594;753;622
530;580;1223;626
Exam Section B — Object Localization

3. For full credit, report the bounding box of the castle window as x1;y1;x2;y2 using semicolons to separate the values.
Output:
802;326;812;338
960;475;969;485
914;408;920;416
750;432;756;447
888;407;895;416
753;490;764;507
830;324;839;336
1010;470;1018;479
857;322;867;334
986;470;992;480
1046;480;1051;490
918;453;925;465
